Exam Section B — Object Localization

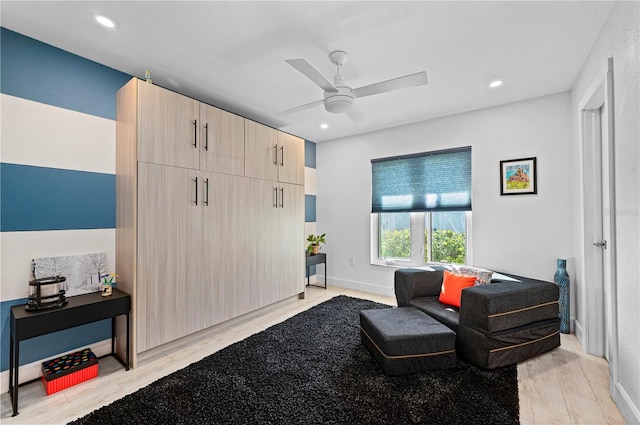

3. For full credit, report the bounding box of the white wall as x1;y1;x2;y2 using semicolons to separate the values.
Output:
317;92;573;298
570;2;639;422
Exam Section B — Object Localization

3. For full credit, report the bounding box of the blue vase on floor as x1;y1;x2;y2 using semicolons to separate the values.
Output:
554;259;570;334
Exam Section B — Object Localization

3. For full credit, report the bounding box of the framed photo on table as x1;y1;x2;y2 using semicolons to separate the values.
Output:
500;157;537;195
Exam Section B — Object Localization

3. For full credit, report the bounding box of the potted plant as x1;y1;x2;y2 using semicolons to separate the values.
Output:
306;233;326;255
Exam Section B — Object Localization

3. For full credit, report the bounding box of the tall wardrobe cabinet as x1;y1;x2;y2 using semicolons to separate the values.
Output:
115;78;305;367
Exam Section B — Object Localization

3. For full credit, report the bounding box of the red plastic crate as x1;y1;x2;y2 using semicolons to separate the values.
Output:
41;348;99;395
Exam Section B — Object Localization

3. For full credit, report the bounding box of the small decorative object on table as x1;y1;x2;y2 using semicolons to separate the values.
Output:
306;233;326;255
41;348;98;395
100;273;118;297
145;69;152;84
25;276;67;311
554;259;570;334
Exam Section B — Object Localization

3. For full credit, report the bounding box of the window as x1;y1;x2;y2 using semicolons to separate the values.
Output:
378;213;410;260
371;147;471;267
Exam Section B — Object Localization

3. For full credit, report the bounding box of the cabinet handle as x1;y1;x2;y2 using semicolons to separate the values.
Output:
273;144;278;165
273;186;278;208
193;119;198;148
193;177;198;205
204;123;209;151
280;187;284;208
204;178;209;206
280;146;284;167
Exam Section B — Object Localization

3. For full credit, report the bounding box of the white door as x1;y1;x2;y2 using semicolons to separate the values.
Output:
586;106;610;360
583;106;606;357
579;59;618;398
599;103;614;362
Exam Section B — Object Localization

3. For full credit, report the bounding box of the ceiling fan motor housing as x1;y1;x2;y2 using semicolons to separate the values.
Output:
324;89;354;113
324;75;354;114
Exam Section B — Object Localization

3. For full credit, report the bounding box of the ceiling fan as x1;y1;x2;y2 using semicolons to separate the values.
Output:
278;50;428;124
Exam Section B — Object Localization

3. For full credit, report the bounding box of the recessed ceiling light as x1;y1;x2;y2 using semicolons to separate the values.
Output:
489;80;503;88
320;123;328;129
94;14;116;28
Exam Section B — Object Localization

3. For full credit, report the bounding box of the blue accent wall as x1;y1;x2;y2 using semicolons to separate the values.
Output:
0;27;131;119
305;140;316;169
1;163;116;232
0;28;130;373
305;195;316;223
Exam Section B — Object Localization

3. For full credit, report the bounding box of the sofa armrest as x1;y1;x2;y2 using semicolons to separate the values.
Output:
394;269;444;307
459;277;559;334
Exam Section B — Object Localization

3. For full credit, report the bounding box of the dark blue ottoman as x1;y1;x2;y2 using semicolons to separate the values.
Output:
360;307;456;375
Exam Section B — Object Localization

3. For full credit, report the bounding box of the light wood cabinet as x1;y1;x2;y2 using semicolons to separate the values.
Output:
276;183;305;298
245;120;305;185
137;81;200;169
116;77;305;367
278;132;305;185
244;120;279;181
137;162;204;351
244;179;305;310
199;103;245;176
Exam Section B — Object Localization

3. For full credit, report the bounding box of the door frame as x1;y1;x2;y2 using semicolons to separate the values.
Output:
577;58;618;397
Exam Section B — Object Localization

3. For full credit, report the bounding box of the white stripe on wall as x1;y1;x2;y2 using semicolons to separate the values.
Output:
304;167;316;195
1;94;115;174
1;229;115;301
304;222;317;239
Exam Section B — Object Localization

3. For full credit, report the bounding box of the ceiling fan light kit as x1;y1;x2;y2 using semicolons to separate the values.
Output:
324;75;355;114
281;50;428;123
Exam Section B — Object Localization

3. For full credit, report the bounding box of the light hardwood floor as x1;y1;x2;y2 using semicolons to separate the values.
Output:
1;286;627;424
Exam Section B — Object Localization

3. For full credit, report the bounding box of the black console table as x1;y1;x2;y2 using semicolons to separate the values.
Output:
306;252;327;289
9;289;130;416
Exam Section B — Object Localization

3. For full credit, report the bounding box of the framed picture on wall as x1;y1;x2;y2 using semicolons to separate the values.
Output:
500;157;537;195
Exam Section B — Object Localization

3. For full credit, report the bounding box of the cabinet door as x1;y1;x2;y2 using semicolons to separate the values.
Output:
245;120;278;181
242;178;281;311
137;81;200;169
277;183;306;299
200;104;245;175
137;162;204;352
277;132;305;185
201;172;252;325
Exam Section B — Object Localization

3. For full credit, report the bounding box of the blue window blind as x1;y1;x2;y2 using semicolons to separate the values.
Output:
371;146;472;213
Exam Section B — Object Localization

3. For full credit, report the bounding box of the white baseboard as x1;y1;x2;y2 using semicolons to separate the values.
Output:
574;319;584;347
615;381;640;425
0;339;111;393
327;276;395;298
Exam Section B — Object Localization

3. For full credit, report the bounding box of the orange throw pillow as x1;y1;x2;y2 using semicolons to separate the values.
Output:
439;270;476;308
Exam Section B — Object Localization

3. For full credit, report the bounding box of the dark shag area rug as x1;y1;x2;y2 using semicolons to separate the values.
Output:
70;296;519;425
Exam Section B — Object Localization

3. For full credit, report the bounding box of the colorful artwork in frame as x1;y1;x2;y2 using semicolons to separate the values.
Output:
500;157;537;195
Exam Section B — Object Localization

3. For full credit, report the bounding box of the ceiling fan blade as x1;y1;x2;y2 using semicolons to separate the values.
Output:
354;71;428;99
286;58;338;93
276;99;324;117
347;106;368;125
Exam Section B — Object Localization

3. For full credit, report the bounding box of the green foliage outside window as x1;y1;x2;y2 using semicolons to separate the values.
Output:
380;228;411;259
380;227;466;263
429;229;466;263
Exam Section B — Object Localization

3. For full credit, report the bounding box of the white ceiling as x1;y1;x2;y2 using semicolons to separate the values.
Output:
1;1;613;142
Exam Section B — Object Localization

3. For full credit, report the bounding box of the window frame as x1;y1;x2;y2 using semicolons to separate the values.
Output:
371;211;472;267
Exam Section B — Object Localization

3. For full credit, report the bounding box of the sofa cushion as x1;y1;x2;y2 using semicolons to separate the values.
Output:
457;318;560;369
409;296;460;333
439;270;476;308
360;307;457;375
452;265;494;285
394;269;444;307
459;277;559;334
